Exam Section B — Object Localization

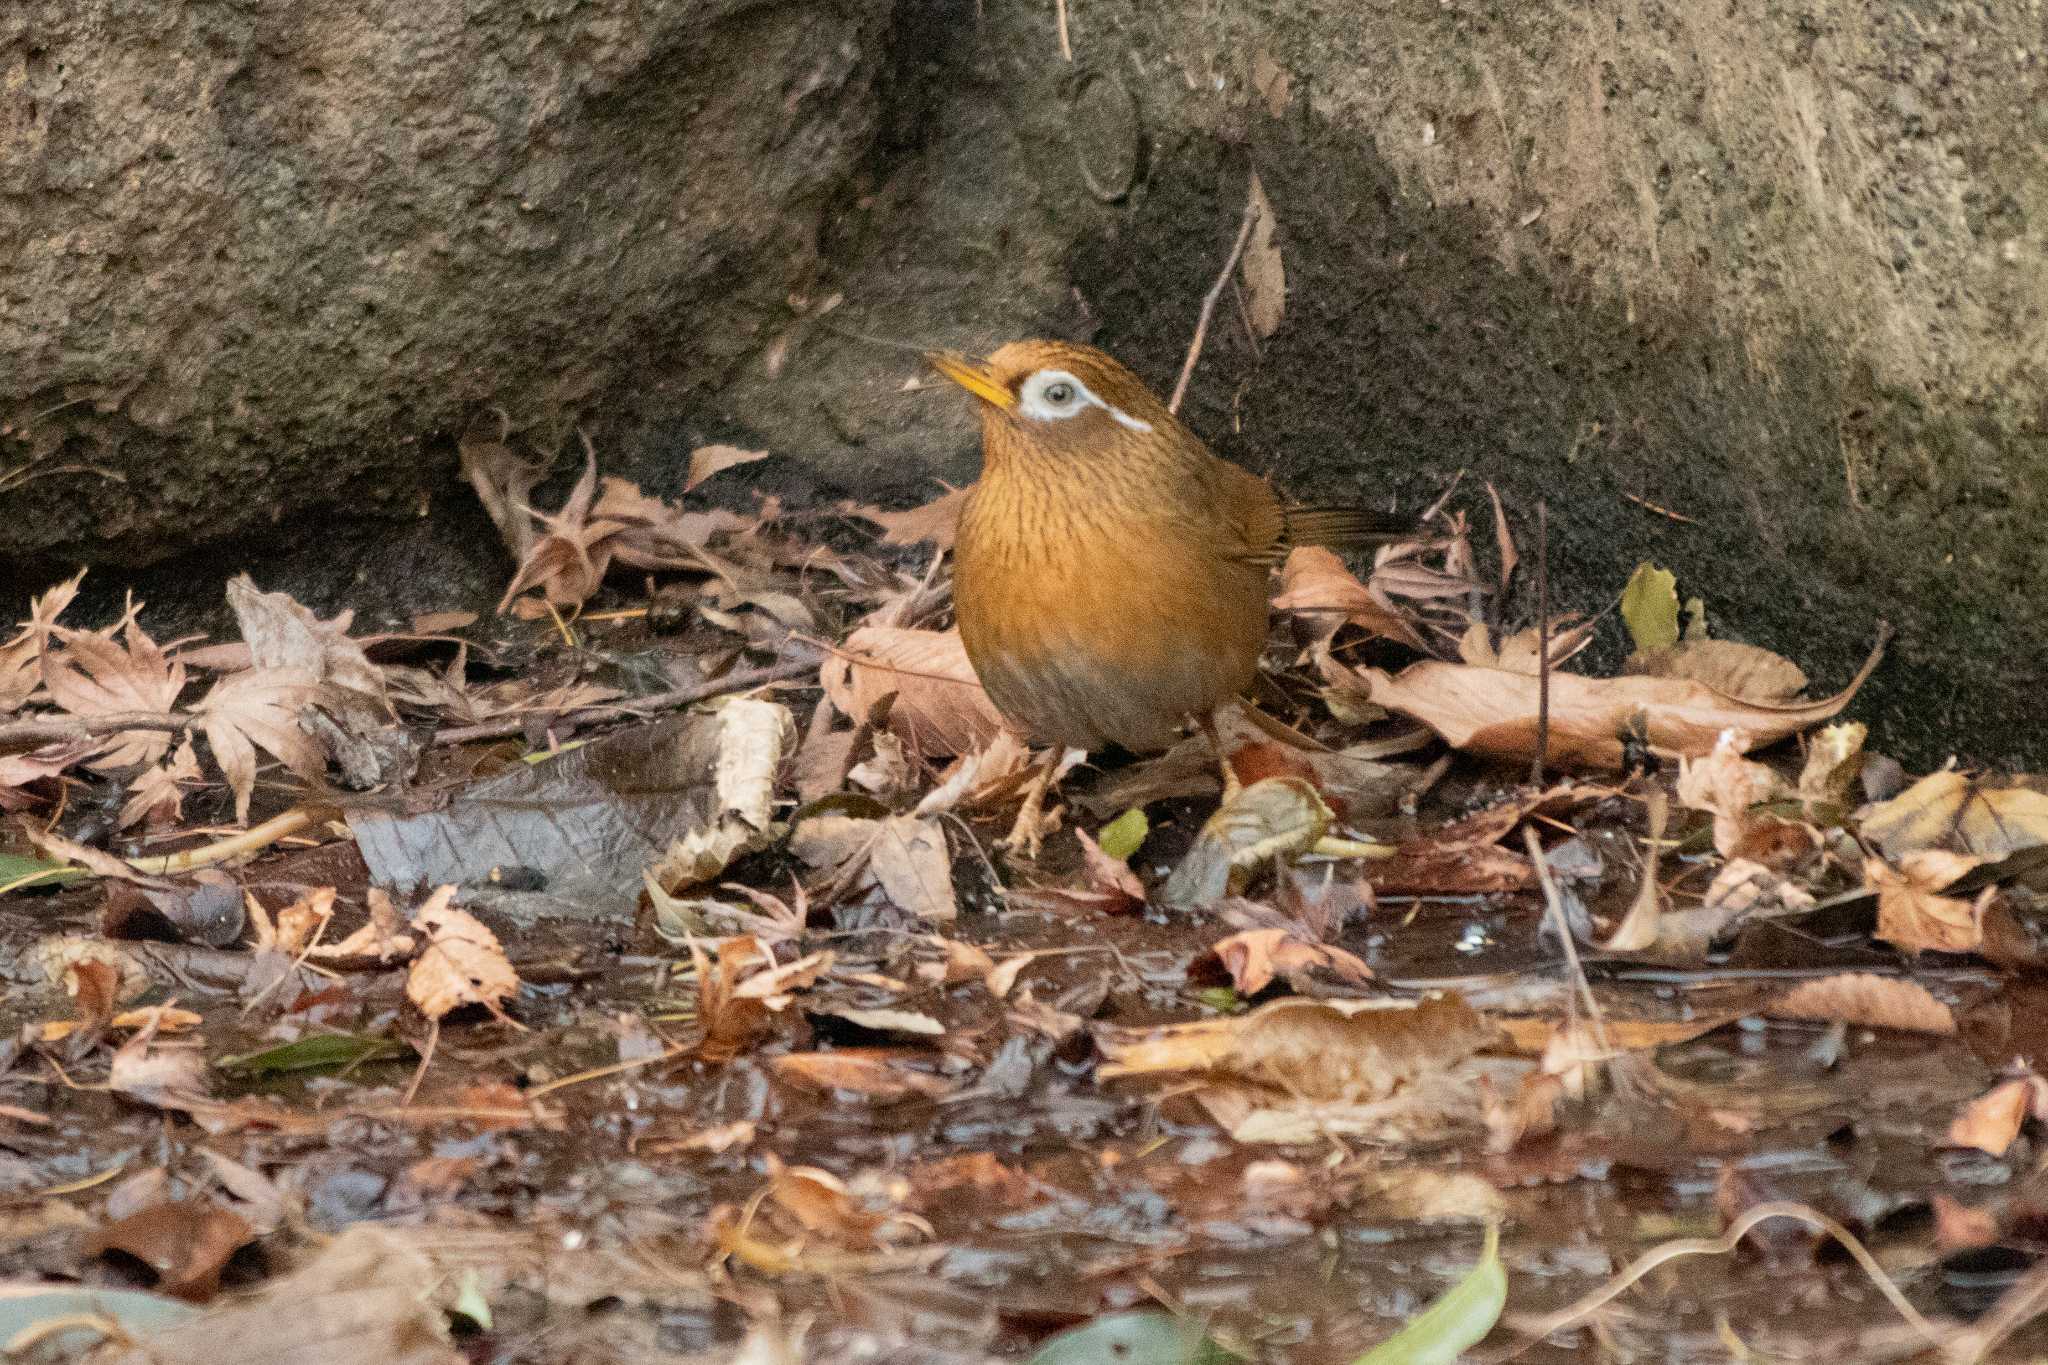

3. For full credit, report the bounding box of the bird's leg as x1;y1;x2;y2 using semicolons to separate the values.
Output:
1196;710;1242;802
997;746;1085;860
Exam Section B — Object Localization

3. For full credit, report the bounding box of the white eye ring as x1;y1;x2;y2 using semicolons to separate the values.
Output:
1016;368;1154;432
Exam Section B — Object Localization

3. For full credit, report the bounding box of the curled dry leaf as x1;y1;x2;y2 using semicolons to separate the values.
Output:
1163;776;1334;908
836;486;969;552
226;575;393;729
821;625;1011;756
406;887;520;1023
1362;631;1885;768
1859;768;2048;862
685;443;770;492
1676;729;1786;855
1273;546;1427;652
1867;851;1991;955
118;737;203;831
1239;170;1286;337
1208;927;1372;996
645;696;795;890
1765;972;1957;1035
195;665;324;823
1946;1074;2048;1157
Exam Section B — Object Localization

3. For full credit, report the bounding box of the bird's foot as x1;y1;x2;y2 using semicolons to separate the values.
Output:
995;749;1070;860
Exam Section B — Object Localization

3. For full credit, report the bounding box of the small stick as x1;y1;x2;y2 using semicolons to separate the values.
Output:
1524;824;1607;1048
0;711;188;752
1530;500;1551;786
428;651;819;746
1168;178;1263;415
1055;0;1073;60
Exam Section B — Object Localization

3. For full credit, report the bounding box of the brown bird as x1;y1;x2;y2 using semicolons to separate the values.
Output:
930;339;1409;758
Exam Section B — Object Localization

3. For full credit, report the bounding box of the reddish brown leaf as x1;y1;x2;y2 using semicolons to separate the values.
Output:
821;625;1011;756
1766;973;1957;1035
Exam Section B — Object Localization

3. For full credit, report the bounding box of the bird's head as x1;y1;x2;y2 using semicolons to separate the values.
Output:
927;340;1180;467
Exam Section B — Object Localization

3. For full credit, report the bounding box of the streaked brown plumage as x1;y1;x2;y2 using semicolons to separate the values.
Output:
932;340;1407;753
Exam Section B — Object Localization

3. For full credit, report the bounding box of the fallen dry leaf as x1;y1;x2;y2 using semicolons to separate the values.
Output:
195;665;324;823
1273;546;1427;652
118;737;203;831
1627;638;1809;704
406;887;519;1022
1101;994;1494;1101
39;599;187;769
1676;729;1787;855
1361;631;1884;768
1946;1074;2048;1157
1868;851;1992;955
1766;973;1957;1035
1209;927;1372;996
94;1223;463;1365
771;1049;957;1101
496;450;621;611
645;696;795;890
821;625;1011;756
685;443;770;492
1859;768;2048;862
85;1199;255;1301
226;575;393;731
837;485;969;551
1240;170;1285;337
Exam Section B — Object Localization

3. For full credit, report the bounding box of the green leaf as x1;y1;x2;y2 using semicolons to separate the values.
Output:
1027;1312;1241;1365
1352;1223;1506;1365
1192;986;1244;1014
1619;563;1679;652
0;852;89;894
449;1267;493;1330
1097;808;1150;861
218;1032;412;1077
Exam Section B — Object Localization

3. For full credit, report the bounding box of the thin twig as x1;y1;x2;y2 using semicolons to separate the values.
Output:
1523;824;1608;1050
1530;500;1550;786
0;711;188;752
1054;0;1073;60
1485;1200;1945;1363
428;651;819;746
1168;178;1263;415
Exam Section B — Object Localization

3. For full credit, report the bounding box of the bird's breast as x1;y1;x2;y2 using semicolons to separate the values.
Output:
954;474;1269;752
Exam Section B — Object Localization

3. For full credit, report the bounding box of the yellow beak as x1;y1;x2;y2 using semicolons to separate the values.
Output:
926;352;1015;410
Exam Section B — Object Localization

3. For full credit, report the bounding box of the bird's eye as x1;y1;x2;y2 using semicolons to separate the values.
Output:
1043;381;1075;405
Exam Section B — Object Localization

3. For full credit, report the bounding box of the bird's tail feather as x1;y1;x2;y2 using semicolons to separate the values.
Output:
1284;505;1415;552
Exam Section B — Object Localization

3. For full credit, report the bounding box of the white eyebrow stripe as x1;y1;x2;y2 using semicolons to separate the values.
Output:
1019;368;1155;431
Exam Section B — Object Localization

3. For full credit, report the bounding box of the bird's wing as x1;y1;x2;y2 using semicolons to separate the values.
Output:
1212;462;1410;568
1206;461;1289;567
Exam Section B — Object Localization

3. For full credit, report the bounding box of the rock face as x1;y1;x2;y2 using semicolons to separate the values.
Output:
3;0;2043;763
0;0;889;560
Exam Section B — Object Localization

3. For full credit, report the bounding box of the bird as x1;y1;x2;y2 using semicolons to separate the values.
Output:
929;339;1412;762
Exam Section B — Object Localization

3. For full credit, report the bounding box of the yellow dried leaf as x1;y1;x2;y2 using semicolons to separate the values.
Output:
406;888;519;1022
